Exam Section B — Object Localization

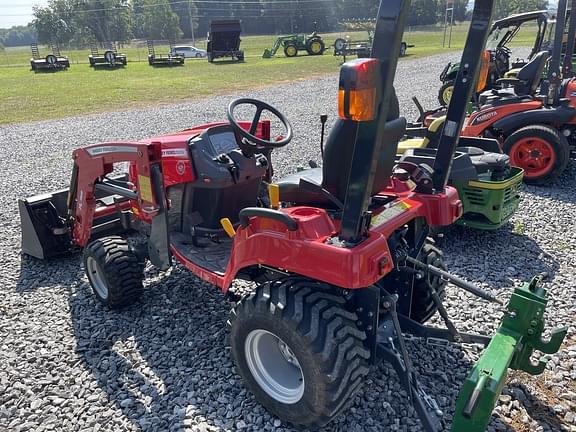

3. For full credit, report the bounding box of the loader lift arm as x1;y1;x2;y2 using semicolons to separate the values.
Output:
67;141;171;269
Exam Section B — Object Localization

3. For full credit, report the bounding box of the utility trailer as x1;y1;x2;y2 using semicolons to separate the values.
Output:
18;1;567;431
30;42;70;72
88;42;127;68
334;30;413;60
146;40;185;66
207;20;245;62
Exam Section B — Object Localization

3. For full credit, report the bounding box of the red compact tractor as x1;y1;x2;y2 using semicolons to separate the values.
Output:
19;0;566;431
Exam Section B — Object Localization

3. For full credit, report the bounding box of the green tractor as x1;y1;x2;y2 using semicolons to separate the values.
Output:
262;31;326;58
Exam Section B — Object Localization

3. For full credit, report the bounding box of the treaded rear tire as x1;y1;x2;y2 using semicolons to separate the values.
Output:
83;236;144;308
228;278;370;429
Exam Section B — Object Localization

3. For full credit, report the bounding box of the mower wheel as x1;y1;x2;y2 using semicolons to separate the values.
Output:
410;241;447;323
229;278;370;428
83;236;144;309
503;125;570;185
438;80;455;106
400;42;407;57
284;43;298;57
306;38;325;55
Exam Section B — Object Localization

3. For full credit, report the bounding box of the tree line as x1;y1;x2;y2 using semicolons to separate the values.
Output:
0;0;549;48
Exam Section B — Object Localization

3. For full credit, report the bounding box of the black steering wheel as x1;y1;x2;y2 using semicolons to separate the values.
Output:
227;98;293;152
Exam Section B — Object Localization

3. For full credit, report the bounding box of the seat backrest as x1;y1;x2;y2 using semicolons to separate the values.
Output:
321;89;406;201
516;51;549;94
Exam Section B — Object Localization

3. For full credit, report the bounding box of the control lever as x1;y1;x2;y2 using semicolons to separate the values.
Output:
299;178;344;209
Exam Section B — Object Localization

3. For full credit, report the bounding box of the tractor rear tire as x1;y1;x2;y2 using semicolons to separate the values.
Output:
409;241;447;323
438;80;455;106
306;38;325;56
503;125;570;185
284;43;298;57
83;236;144;309
229;278;370;429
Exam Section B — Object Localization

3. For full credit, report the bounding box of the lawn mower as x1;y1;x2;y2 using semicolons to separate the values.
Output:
18;0;566;431
30;42;70;72
207;20;244;62
88;41;127;68
408;0;576;186
146;40;184;66
438;9;557;106
262;24;325;58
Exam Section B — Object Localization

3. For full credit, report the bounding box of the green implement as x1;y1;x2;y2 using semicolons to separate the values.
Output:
451;275;568;431
262;32;325;58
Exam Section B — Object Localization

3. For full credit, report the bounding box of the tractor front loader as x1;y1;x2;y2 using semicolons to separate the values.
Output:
19;0;566;430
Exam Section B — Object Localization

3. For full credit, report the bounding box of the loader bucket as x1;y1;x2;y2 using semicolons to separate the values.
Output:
262;48;272;58
19;188;72;259
19;174;133;260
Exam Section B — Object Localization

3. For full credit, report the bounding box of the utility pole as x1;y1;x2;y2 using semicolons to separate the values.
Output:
443;0;455;48
188;0;195;45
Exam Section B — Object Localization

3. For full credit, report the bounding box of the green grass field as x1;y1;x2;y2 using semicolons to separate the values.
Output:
0;24;537;125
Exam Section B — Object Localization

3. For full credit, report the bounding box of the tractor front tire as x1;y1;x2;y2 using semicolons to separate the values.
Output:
410;241;447;323
438;80;455;106
503;125;570;185
83;236;144;309
284;43;298;57
229;278;370;429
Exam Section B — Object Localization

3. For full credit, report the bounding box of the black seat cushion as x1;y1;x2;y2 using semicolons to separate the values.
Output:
276;168;332;206
459;146;510;177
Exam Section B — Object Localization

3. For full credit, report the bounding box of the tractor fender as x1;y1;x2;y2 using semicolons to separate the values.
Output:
441;62;459;81
491;107;576;135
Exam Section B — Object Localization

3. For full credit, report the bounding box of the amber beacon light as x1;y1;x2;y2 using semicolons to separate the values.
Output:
338;58;381;122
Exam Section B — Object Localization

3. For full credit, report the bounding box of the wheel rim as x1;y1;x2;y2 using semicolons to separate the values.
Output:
310;41;322;54
286;46;297;56
509;137;556;178
245;329;304;404
443;85;454;105
86;256;109;299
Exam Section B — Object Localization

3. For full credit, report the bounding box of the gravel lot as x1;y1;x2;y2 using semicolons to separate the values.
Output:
1;51;575;432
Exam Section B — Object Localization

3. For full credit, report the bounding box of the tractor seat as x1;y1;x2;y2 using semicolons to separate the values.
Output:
276;168;330;206
277;117;407;206
460;147;510;177
479;51;549;107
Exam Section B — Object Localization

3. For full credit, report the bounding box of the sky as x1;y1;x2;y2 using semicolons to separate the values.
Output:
0;0;559;30
0;0;48;28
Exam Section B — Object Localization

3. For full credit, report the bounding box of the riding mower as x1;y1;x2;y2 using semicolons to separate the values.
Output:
408;0;576;186
18;0;566;431
438;9;555;106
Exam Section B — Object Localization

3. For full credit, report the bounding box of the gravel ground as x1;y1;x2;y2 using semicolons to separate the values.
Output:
1;51;575;432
